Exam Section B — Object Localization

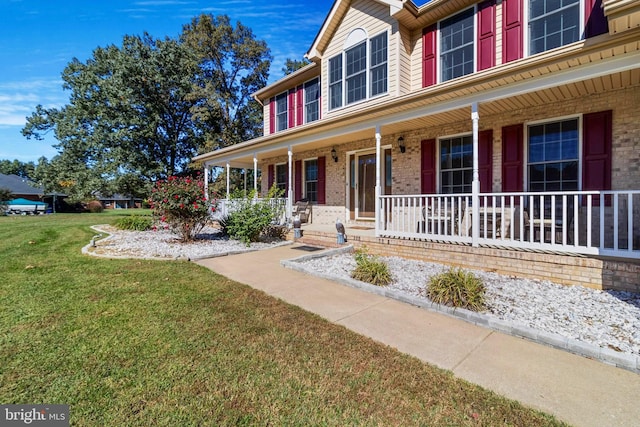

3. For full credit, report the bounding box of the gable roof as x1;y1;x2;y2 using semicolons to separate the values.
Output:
0;173;45;196
306;0;408;61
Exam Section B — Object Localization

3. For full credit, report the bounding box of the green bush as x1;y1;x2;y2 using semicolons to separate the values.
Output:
427;267;486;311
114;215;153;231
351;247;393;287
223;186;285;246
86;200;104;213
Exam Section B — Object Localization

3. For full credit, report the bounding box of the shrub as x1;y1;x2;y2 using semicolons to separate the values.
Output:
86;200;104;213
351;247;393;287
427;267;486;311
148;174;214;242
223;186;285;246
114;215;153;231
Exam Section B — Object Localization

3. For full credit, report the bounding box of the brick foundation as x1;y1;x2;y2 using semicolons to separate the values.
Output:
290;229;640;293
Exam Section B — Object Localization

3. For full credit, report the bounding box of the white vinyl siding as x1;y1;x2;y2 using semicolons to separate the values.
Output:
323;0;394;114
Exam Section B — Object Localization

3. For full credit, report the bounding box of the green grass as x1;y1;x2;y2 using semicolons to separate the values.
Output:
0;212;568;426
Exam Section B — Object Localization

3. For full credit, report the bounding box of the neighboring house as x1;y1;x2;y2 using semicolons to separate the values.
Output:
97;194;143;209
194;0;640;291
0;173;46;201
0;173;65;212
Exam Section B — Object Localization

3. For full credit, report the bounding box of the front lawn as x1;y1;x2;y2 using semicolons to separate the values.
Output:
0;213;567;426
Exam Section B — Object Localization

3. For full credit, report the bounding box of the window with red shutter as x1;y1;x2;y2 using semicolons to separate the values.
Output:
477;0;496;71
502;0;523;63
583;110;612;205
422;25;437;88
501;124;523;192
421;139;436;193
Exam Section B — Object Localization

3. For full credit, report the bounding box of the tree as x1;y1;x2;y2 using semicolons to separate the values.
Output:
281;58;310;76
22;33;204;200
0;188;13;214
181;14;272;152
0;159;35;178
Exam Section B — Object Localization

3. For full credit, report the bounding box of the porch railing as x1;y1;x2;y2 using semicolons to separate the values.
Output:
211;197;288;224
379;191;640;259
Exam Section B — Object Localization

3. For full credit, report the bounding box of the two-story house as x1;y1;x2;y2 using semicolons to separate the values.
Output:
194;0;640;292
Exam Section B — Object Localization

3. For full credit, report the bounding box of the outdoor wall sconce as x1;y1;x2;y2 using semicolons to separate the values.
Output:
331;147;338;162
398;136;406;153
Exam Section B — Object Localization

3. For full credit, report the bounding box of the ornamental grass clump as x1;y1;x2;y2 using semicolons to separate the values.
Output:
427;267;486;311
351;247;393;287
149;174;214;242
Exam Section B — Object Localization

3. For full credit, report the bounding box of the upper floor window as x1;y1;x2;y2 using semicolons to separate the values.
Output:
440;135;473;194
440;8;475;82
304;78;320;123
329;56;343;110
370;32;388;97
529;0;580;55
528;118;579;191
329;29;388;110
275;92;288;131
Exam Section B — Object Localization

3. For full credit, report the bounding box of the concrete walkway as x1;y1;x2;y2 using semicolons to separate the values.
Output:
195;244;640;427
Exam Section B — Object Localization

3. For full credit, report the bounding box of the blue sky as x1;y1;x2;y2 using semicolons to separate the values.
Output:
0;0;430;164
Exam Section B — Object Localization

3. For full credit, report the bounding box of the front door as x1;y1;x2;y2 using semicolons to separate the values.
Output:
349;149;392;220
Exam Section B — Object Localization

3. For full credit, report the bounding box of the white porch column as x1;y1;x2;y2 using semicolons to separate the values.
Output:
203;164;209;200
471;103;480;247
253;154;258;197
375;125;382;237
243;168;247;195
287;146;293;221
226;163;230;200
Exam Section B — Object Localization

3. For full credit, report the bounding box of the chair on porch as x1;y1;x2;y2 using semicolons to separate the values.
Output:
292;199;312;224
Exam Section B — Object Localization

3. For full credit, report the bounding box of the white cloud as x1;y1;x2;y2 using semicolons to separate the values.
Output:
0;79;65;126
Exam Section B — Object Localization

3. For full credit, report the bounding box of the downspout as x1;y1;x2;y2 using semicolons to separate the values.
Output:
375;125;382;237
471;103;480;247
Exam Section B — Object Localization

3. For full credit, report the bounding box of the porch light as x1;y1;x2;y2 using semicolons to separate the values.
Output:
331;147;338;162
398;136;406;153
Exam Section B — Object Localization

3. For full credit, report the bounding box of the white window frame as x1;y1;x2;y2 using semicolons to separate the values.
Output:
437;132;474;194
275;91;288;132
303;157;319;203
304;78;320;124
525;0;584;57
524;114;583;192
437;6;477;84
328;29;388;111
275;162;287;191
369;32;388;98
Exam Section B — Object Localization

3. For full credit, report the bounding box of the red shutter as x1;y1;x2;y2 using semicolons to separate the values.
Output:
501;124;523;192
288;89;296;129
268;97;275;134
585;0;608;38
296;85;304;126
268;164;275;190
422;25;437;88
477;0;496;71
502;0;523;63
421;139;436;194
294;160;302;202
583;110;612;206
317;156;326;204
479;130;493;192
